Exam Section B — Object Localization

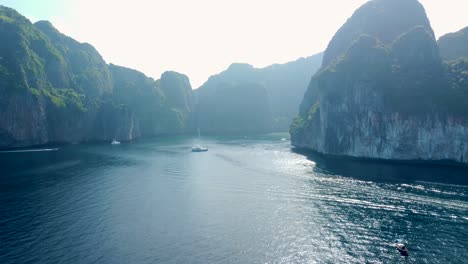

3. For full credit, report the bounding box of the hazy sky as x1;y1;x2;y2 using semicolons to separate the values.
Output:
1;0;467;88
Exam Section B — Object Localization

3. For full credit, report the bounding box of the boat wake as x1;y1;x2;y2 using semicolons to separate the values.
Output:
0;148;59;153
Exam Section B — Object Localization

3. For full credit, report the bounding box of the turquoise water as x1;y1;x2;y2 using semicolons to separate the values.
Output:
1;134;467;263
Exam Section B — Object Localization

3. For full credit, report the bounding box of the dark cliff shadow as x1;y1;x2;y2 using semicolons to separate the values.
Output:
292;148;468;186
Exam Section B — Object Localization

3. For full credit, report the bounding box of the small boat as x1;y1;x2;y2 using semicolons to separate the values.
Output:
192;128;208;152
111;139;121;145
192;146;208;152
395;243;409;257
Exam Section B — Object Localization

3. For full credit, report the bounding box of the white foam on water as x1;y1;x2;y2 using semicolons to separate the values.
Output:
0;148;59;153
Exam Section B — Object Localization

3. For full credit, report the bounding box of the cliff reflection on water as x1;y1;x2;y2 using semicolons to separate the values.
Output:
294;148;468;186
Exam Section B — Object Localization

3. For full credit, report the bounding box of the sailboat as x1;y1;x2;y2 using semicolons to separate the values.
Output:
192;128;208;152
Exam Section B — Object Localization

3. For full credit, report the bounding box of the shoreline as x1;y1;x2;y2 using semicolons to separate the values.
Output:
292;147;468;168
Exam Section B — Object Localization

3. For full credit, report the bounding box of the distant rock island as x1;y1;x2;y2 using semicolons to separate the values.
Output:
194;54;322;134
291;0;468;164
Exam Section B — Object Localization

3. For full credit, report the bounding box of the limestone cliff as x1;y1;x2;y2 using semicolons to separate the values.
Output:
0;6;193;148
291;0;468;164
194;53;323;133
438;26;468;61
195;81;273;134
322;0;433;67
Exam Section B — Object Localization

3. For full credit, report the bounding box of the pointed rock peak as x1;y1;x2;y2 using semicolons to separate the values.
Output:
162;71;190;81
160;71;193;112
323;0;433;67
440;26;468;38
161;71;192;89
228;63;253;68
393;26;438;47
34;20;55;29
34;20;61;35
219;63;255;80
0;5;31;24
343;34;388;60
34;20;65;39
392;26;441;68
226;63;254;72
34;19;102;57
438;26;468;61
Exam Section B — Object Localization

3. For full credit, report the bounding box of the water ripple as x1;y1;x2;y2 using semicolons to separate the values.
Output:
1;137;467;264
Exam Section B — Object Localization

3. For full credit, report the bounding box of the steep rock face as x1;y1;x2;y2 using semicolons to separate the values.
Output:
322;0;433;67
33;20;128;143
158;71;194;133
160;71;193;114
91;101;140;141
108;66;194;136
0;91;48;147
438;26;468;61
292;0;468;164
196;81;273;134
0;7;133;146
0;6;193;148
195;53;323;133
34;20;112;96
0;6;69;147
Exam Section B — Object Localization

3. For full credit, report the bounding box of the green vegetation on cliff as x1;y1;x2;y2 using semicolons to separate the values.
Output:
322;0;433;67
110;65;193;135
0;5;194;148
300;19;467;120
293;0;468;164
